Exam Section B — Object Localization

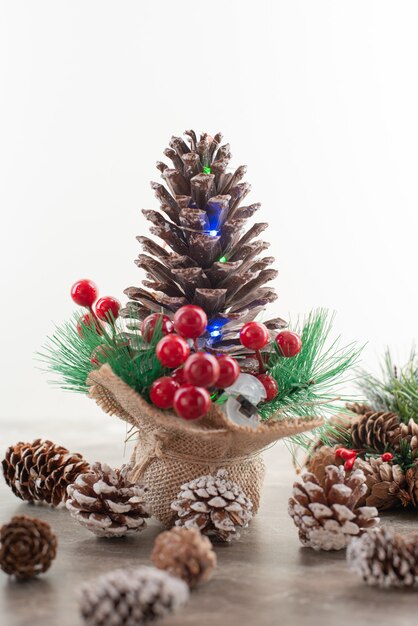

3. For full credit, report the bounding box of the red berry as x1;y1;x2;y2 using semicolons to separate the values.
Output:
173;385;211;420
77;313;101;337
171;367;186;385
71;279;98;308
239;322;269;350
142;313;174;342
173;305;207;339
183;353;220;388
150;376;179;409
156;335;190;368
216;356;241;389
344;456;356;471
95;297;121;323
335;448;357;461
275;331;302;358
381;452;394;462
256;374;279;401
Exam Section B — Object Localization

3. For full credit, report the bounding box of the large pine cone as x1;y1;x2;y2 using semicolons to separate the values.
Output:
171;469;253;542
0;515;57;580
351;410;401;453
348;527;418;587
66;462;150;537
2;439;90;506
151;527;216;588
122;130;285;355
288;465;380;551
79;566;189;626
355;458;409;510
399;419;418;454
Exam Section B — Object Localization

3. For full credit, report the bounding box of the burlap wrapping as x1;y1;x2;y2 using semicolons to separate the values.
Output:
87;364;324;526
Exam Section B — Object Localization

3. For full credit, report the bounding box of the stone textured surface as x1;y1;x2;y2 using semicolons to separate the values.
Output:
1;417;418;626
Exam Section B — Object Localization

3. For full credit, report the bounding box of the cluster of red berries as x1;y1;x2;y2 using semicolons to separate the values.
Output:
336;447;395;471
143;305;241;421
71;279;121;336
239;321;302;402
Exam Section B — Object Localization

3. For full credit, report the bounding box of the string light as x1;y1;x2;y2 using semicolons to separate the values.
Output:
209;230;218;237
218;256;227;263
203;166;211;174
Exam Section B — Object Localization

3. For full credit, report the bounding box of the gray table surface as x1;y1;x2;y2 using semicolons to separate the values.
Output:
1;416;417;626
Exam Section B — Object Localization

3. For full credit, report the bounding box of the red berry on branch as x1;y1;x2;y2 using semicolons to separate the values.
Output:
142;313;174;342
335;448;357;461
183;353;220;388
239;322;269;350
256;374;279;401
71;279;98;308
171;367;186;385
381;452;394;462
95;297;121;323
344;456;356;471
156;335;190;368
173;305;208;339
77;313;102;338
150;376;179;409
275;331;302;358
216;356;240;389
173;385;211;420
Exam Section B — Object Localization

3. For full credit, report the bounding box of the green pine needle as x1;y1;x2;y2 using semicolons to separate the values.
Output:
357;348;418;424
38;313;167;400
259;309;361;423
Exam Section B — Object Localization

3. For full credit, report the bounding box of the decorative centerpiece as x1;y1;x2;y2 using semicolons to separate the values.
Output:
41;130;357;529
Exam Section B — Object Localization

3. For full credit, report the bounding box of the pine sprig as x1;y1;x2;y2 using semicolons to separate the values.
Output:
357;348;418;424
39;314;167;400
259;309;361;422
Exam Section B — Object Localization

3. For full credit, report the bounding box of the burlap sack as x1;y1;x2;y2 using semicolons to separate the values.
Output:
87;364;323;526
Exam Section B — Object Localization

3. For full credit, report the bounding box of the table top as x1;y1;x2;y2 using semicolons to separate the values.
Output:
1;416;417;626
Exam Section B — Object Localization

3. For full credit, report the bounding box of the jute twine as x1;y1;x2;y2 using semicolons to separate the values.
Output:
87;364;323;526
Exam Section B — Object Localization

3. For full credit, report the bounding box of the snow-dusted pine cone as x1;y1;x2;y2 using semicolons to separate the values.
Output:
350;410;400;453
79;566;189;626
2;439;90;506
0;515;57;580
306;445;345;486
288;465;380;551
151;527;217;588
66;462;150;537
347;527;418;588
355;457;409;510
171;469;253;542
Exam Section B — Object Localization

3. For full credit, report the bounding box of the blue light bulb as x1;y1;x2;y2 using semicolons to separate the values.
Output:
209;230;218;237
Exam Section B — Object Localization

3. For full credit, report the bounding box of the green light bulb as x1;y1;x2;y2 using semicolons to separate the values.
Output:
203;166;211;174
219;256;227;263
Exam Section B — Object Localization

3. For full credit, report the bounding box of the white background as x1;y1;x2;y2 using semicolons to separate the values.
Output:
1;1;417;430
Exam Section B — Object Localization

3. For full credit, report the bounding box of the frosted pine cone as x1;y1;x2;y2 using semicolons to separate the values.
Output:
347;527;418;588
288;465;380;551
171;469;253;542
151;527;216;588
355;457;409;510
351;410;400;453
2;439;90;506
79;566;189;626
66;462;150;537
306;445;345;486
0;515;57;580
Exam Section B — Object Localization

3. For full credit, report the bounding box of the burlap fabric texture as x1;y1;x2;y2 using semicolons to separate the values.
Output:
87;364;323;526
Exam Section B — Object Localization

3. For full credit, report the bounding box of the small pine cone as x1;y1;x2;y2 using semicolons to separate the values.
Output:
2;439;90;506
350;411;401;453
151;527;216;588
347;527;418;588
79;566;189;626
354;458;409;510
398;419;418;454
346;402;373;415
66;462;150;537
288;465;380;551
305;445;345;486
405;465;418;507
171;469;253;542
0;515;57;580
